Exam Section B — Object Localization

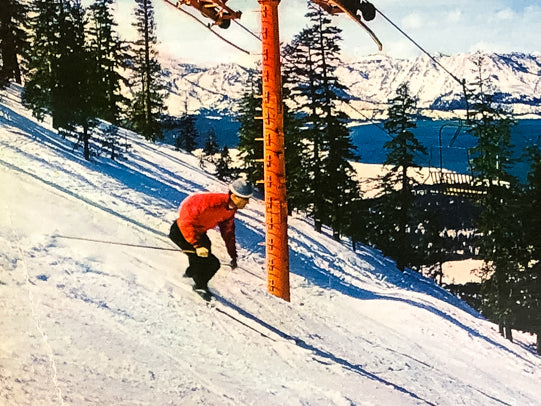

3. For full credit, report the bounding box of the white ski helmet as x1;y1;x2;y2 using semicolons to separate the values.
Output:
229;178;254;199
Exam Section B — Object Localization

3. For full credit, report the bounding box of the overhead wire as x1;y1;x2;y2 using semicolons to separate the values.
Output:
232;17;261;41
373;5;473;121
374;6;465;88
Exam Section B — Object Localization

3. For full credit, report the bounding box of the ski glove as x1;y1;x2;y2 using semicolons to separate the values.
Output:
230;258;237;269
195;246;209;257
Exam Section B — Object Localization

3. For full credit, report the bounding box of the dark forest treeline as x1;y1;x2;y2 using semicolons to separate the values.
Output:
0;0;166;159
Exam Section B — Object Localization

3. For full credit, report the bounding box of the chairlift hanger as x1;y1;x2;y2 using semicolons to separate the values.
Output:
179;0;241;29
161;0;251;54
311;0;383;51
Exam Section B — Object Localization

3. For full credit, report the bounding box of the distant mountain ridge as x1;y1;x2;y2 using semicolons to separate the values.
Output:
160;52;541;120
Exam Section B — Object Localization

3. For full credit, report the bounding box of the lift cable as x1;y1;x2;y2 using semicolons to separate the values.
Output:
232;17;261;41
374;7;464;87
374;6;473;122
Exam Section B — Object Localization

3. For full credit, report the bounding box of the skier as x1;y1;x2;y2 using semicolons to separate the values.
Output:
169;178;254;299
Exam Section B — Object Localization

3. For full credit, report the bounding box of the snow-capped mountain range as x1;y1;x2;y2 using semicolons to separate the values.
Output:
160;52;541;119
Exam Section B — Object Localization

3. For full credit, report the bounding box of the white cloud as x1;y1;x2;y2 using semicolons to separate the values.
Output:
493;8;515;21
401;13;423;30
446;9;462;24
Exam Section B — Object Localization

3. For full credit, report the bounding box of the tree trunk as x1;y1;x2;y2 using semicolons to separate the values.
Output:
83;125;90;161
505;325;513;342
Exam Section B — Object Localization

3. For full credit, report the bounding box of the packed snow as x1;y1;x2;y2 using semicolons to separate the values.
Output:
1;84;540;405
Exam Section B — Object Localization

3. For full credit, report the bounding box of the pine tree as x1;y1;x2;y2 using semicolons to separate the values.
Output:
100;123;121;160
23;0;64;124
86;0;128;124
23;0;98;160
215;145;235;181
468;55;525;340
236;73;264;188
518;147;541;353
282;3;359;234
202;128;220;162
55;1;90;127
524;146;541;263
0;0;29;86
372;82;427;271
128;0;166;141
468;57;516;187
23;1;100;159
324;115;361;240
282;90;307;214
175;114;198;152
283;26;325;229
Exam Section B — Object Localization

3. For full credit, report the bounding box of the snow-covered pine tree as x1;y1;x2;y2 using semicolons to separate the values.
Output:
128;0;166;142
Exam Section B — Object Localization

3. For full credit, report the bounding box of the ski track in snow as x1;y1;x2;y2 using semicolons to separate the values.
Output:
1;84;540;405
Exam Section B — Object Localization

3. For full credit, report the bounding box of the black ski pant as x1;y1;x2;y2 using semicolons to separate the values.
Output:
169;220;220;288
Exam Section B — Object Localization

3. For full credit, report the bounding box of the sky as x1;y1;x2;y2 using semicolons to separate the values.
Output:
111;0;541;66
2;83;541;405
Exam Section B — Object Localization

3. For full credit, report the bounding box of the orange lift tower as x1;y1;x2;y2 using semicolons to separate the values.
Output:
255;0;381;301
256;0;382;302
258;0;290;301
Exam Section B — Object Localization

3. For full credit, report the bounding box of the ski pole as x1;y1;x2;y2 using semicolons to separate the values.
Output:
54;235;265;280
54;234;195;253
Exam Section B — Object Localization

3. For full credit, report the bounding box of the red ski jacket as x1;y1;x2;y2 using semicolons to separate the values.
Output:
177;192;237;259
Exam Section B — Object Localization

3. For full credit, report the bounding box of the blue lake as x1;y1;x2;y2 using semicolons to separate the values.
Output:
350;119;541;182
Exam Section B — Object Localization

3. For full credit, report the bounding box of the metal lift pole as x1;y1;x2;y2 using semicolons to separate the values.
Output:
258;0;290;301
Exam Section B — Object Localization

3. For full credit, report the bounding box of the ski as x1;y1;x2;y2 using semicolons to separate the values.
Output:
192;286;213;302
311;0;382;51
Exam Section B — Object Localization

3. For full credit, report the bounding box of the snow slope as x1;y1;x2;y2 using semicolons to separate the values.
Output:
1;84;540;405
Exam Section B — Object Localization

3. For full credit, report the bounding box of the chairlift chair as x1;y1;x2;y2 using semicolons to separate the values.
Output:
428;121;485;198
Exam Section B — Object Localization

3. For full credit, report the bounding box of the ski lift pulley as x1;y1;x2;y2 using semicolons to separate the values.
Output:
179;0;241;29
